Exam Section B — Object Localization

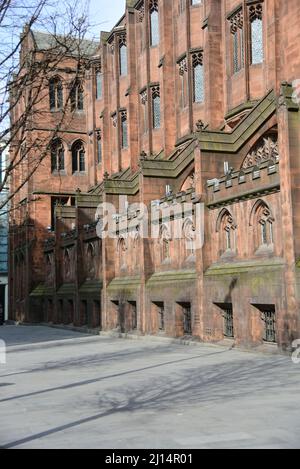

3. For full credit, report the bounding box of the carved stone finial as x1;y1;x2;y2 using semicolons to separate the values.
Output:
104;171;109;180
196;120;205;131
140;151;147;160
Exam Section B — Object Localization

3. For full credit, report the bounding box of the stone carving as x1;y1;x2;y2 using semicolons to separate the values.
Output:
178;57;188;76
138;4;145;22
230;10;243;34
249;3;263;22
242;136;279;169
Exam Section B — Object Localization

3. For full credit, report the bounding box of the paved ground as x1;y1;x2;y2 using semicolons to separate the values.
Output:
0;325;299;449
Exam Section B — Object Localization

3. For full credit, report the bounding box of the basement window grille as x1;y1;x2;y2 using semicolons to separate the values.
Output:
223;306;234;338
262;308;276;343
183;304;192;335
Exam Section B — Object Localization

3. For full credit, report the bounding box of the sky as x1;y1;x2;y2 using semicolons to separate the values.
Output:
88;0;126;39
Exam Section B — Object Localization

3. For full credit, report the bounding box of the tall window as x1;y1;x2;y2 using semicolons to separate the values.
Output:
140;90;148;134
249;4;263;64
50;139;64;172
71;81;84;111
150;0;159;46
217;209;237;256
49;77;63;110
178;57;188;108
121;111;128;149
97;131;102;164
119;35;127;76
192;51;204;103
230;10;244;74
253;201;274;249
96;69;103;99
151;86;160;129
72;141;85;173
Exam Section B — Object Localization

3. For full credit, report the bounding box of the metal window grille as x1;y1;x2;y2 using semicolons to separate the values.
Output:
223;307;234;338
183;305;192;334
158;307;165;331
262;309;276;343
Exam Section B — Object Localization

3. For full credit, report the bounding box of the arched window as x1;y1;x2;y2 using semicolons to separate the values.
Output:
49;77;63;110
118;237;127;270
150;0;159;46
250;200;274;250
192;51;204;103
217;209;237;256
72;141;85;173
70;81;84;111
50;139;65;172
183;218;195;258
160;225;171;262
249;3;263;65
151;86;160;129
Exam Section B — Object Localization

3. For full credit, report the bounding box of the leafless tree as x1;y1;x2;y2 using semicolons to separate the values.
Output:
0;0;97;210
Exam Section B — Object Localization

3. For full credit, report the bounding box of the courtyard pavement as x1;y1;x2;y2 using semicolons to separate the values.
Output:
0;325;299;449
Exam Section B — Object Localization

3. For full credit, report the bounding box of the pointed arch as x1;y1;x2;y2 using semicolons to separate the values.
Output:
250;199;275;249
71;140;85;173
182;217;196;256
216;208;237;254
216;208;236;233
70;80;84;111
180;170;195;192
249;199;274;227
50;138;65;172
49;76;63;110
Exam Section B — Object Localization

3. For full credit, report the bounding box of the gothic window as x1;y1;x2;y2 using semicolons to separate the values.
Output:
160;225;171;262
50;139;65;172
191;0;201;4
151;86;160;129
119;36;127;76
140;90;148;134
251;201;274;250
150;0;159;46
217;209;237;255
249;3;263;65
71;141;85;173
86;243;95;279
96;68;103;99
229;10;244;74
96;131;102;164
178;57;188;108
70;81;84;111
49;77;63;110
192;51;204;103
183;218;196;257
118;237;127;270
121;110;128;149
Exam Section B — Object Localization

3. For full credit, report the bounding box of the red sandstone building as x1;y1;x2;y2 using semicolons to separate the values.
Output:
9;0;300;351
